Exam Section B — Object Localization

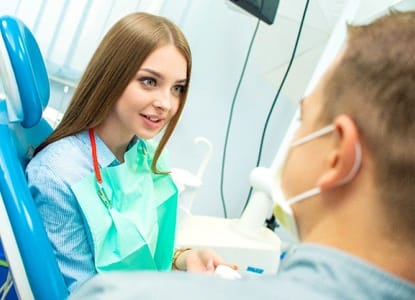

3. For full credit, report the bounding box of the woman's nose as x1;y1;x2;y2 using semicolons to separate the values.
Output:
153;89;173;110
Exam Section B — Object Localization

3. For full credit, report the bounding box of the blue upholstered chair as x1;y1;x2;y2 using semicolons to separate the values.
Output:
0;15;68;300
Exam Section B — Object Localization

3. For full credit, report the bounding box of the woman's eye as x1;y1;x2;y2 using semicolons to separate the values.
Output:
172;85;185;97
140;78;156;87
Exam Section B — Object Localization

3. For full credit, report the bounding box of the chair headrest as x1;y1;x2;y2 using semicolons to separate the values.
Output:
0;15;49;128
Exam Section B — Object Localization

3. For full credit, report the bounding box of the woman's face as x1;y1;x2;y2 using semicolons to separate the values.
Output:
105;44;187;142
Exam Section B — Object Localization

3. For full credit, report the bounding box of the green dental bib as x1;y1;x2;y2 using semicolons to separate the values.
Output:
72;139;178;272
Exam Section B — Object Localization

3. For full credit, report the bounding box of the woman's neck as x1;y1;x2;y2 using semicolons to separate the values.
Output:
93;126;132;163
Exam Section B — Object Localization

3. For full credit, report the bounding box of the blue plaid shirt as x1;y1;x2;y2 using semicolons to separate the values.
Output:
26;130;121;292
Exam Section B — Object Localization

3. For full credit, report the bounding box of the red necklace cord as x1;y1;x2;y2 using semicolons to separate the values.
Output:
88;128;103;184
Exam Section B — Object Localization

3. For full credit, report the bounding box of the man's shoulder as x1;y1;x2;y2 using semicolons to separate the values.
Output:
278;243;415;299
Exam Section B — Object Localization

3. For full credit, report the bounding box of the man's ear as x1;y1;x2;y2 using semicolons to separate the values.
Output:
318;114;361;190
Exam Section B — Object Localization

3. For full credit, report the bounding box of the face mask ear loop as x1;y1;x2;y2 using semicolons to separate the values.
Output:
287;142;362;206
336;141;362;186
291;125;336;147
287;187;321;206
284;124;335;206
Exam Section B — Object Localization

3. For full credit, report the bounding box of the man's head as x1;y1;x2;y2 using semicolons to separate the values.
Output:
320;10;415;239
279;10;415;243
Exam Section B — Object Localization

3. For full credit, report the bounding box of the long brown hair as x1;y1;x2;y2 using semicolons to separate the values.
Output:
36;12;192;173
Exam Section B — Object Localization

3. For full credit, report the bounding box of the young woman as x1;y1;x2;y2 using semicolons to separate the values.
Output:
26;12;228;293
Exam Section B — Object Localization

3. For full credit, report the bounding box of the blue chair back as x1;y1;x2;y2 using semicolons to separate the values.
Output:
0;15;68;300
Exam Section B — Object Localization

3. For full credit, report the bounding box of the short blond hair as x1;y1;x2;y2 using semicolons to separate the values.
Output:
321;10;415;236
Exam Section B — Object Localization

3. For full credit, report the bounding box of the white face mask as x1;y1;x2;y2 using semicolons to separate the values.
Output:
273;124;362;241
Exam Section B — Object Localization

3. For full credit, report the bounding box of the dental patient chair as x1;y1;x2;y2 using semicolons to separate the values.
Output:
0;15;68;299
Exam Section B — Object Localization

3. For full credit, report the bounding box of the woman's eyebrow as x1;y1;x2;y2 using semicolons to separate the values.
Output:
139;68;187;84
176;79;187;84
139;68;162;79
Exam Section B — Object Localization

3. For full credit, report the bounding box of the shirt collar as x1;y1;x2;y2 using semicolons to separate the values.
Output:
76;130;119;168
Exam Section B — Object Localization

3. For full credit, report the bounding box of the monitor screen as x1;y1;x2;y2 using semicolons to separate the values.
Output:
228;0;280;25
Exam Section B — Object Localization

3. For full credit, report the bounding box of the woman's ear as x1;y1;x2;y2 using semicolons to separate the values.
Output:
318;114;361;190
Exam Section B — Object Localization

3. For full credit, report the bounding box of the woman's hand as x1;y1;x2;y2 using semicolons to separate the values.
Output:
173;248;238;273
